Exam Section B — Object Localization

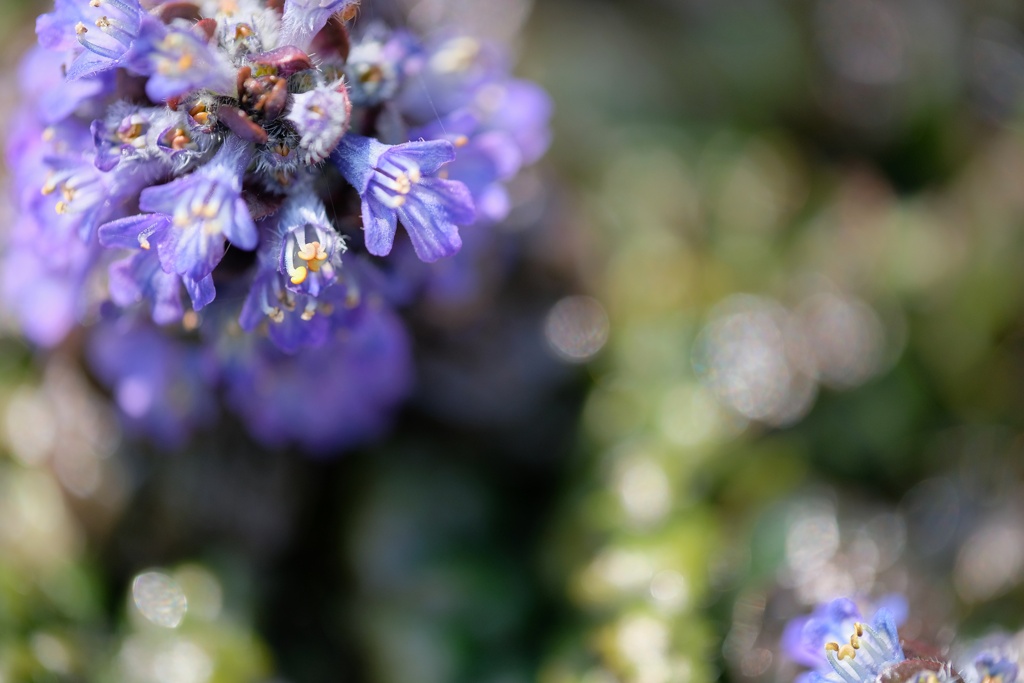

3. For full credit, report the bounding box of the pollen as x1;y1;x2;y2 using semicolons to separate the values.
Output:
394;173;412;195
75;22;88;35
55;201;69;215
837;644;856;661
825;642;839;653
454;135;469;148
89;0;100;6
297;241;328;271
290;266;309;285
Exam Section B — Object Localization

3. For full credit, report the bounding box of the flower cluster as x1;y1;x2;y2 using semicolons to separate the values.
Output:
4;0;551;450
785;597;1021;683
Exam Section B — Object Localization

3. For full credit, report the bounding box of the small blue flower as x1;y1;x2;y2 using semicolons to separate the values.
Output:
267;188;345;297
344;25;407;107
783;597;906;683
128;16;235;101
37;0;142;80
286;82;351;165
101;136;256;285
239;269;333;354
333;134;475;262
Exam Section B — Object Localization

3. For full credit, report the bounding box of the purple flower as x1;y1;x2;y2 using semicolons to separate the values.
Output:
239;270;332;354
19;46;114;125
6;0;551;452
108;249;214;323
783;597;905;683
414;111;523;224
333;134;475;262
87;319;217;447
267;188;345;297
225;301;413;452
286;82;352;165
36;0;142;80
343;25;408;107
128;17;235;101
91;101;213;176
99;136;256;286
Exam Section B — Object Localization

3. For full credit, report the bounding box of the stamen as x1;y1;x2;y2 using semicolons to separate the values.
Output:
824;650;860;683
290;266;308;285
838;644;856;661
75;22;88;35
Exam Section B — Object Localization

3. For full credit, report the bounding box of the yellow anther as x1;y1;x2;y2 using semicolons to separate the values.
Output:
41;176;57;196
95;16;110;28
854;623;864;637
300;308;315;321
90;0;101;6
268;308;284;323
454;135;469;148
394;173;412;195
182;310;199;331
198;203;219;219
120;122;144;141
825;642;839;653
75;21;88;35
178;53;193;71
290;266;308;285
55;201;69;215
838;644;856;661
297;241;328;264
42;127;56;142
849;634;860;649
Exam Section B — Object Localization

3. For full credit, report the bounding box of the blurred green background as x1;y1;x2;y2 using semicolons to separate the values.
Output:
5;0;1024;681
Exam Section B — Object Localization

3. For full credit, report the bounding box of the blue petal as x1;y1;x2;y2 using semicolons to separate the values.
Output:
362;196;398;257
